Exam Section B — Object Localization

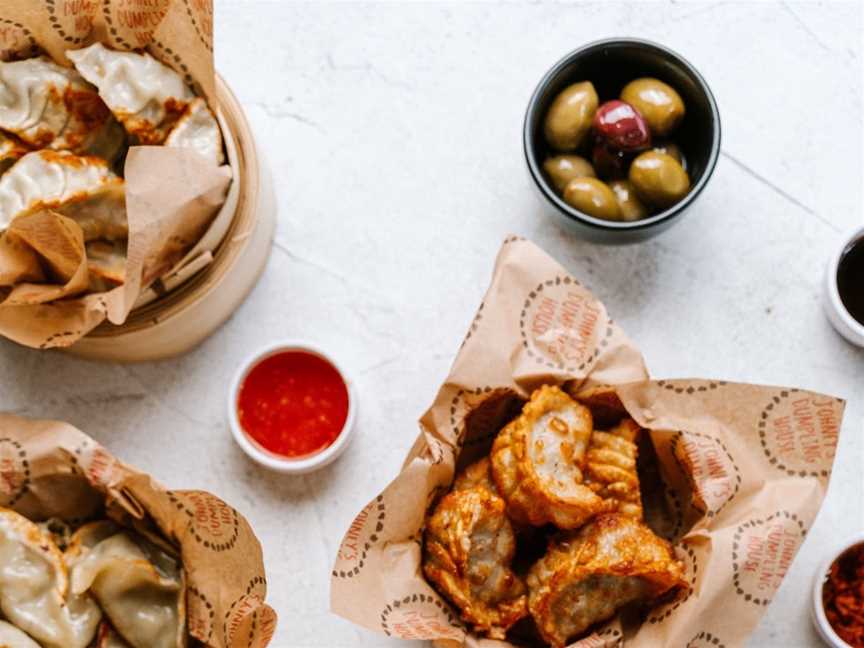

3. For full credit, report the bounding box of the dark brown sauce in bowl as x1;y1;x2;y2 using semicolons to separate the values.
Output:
838;238;864;325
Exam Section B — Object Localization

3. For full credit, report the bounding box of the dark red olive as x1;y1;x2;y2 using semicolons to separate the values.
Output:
592;141;630;180
592;100;651;151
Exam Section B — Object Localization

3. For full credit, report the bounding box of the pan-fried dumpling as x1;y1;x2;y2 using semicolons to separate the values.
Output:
0;151;123;236
165;97;224;165
68;527;186;648
67;43;195;145
0;56;124;159
0;620;41;648
0;508;101;648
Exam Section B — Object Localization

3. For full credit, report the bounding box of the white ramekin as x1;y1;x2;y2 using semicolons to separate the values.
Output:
824;225;864;347
811;534;864;648
227;340;356;474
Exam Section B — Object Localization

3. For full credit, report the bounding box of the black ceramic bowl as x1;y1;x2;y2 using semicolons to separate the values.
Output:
524;38;721;244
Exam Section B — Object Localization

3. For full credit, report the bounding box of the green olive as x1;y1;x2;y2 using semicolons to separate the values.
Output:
544;81;598;151
652;142;684;167
620;78;685;136
609;180;650;221
562;177;620;220
543;155;596;193
629;151;690;208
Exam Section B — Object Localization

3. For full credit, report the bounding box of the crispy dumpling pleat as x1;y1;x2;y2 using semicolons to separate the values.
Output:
527;514;685;648
67;44;195;145
585;418;643;518
0;508;101;648
68;525;186;648
491;385;605;529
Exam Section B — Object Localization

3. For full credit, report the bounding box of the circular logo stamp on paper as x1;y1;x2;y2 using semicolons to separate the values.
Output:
0;20;39;61
648;543;698;623
102;0;170;49
732;510;806;606
170;491;240;552
380;592;463;640
759;390;841;478
222;578;275;648
78;444;123;488
333;494;386;579
148;39;199;95
0;438;29;507
183;0;213;51
672;430;741;519
519;276;610;373
44;0;97;45
687;631;726;648
187;585;215;643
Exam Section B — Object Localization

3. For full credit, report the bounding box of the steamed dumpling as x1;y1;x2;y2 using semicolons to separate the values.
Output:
0;151;124;237
67;43;195;145
68;525;186;648
165;97;224;165
0;56;124;159
0;620;41;648
0;508;101;648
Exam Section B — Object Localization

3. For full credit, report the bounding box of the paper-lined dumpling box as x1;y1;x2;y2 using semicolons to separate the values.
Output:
0;1;275;361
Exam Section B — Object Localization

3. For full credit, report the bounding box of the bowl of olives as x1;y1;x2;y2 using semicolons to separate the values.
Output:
524;38;720;243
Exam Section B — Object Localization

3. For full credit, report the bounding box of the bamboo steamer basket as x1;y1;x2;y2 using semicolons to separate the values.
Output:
65;75;276;363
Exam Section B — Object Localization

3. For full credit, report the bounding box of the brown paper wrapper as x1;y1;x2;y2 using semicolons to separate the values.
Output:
0;0;229;349
0;412;276;648
330;237;846;648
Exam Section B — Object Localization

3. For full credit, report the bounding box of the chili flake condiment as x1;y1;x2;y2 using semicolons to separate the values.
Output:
237;351;349;459
823;543;864;647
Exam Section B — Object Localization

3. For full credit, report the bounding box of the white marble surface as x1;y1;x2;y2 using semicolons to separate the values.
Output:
1;1;862;647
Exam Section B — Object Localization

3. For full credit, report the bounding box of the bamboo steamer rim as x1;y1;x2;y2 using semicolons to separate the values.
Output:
85;74;258;338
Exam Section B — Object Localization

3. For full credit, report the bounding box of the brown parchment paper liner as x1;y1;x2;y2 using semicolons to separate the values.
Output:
0;0;230;349
331;237;846;648
0;412;276;648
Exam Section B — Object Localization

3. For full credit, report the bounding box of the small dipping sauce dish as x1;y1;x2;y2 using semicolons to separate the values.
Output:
813;536;864;648
825;226;864;347
228;341;356;474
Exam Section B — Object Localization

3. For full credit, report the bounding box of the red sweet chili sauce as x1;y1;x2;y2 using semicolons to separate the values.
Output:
237;351;349;458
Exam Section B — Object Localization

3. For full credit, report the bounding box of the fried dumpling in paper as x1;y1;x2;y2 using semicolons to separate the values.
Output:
0;620;41;648
423;481;527;639
0;56;124;159
86;239;126;292
0;151;125;239
491;385;605;529
165;97;225;165
527;514;685;648
68;525;186;648
58;181;127;242
0;508;102;648
67;43;195;145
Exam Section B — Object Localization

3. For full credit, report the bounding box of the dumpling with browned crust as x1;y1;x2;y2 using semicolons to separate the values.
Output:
527;513;685;647
491;385;604;529
423;482;527;638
